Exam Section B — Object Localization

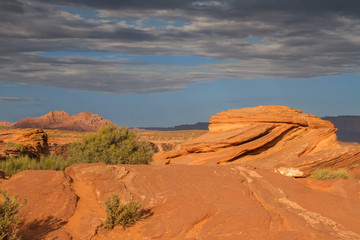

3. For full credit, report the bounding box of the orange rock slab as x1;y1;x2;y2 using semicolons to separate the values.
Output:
0;163;360;239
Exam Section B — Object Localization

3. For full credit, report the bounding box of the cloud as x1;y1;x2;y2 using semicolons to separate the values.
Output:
0;97;42;102
0;0;359;93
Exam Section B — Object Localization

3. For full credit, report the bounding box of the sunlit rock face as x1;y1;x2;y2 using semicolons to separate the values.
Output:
1;163;360;239
162;106;360;177
0;128;49;159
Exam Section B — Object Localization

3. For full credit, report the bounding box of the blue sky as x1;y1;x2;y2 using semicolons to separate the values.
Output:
0;0;359;127
1;75;358;127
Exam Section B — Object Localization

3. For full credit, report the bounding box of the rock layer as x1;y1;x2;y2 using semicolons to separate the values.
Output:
12;111;114;132
0;163;360;239
0;128;49;159
161;106;360;177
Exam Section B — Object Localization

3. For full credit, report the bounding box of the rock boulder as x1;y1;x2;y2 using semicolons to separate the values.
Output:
162;106;360;176
0;128;49;159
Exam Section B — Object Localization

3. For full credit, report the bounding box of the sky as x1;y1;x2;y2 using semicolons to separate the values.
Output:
0;0;359;127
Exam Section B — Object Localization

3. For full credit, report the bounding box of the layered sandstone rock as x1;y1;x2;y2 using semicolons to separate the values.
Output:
161;106;360;177
0;163;360;239
0;128;49;159
12;111;114;132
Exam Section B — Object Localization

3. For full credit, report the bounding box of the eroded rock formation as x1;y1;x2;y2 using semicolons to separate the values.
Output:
0;128;49;159
161;106;360;177
12;111;114;132
0;163;360;239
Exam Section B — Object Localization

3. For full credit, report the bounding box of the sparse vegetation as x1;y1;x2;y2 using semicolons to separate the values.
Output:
104;195;141;229
67;125;153;165
310;168;351;180
0;155;70;177
0;125;153;177
46;129;86;141
0;190;27;240
138;130;207;142
6;142;24;153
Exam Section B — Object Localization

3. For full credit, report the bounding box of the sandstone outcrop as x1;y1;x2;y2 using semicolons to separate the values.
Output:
0;163;360;239
0;128;49;159
161;106;360;177
12;111;114;132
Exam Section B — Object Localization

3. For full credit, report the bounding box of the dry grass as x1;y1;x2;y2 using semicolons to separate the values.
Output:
310;168;351;180
138;130;207;142
46;129;87;143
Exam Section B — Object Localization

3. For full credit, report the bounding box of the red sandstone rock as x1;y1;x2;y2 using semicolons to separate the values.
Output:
0;163;360;239
0;170;77;240
160;106;360;177
0;128;49;159
209;106;334;133
12;110;114;132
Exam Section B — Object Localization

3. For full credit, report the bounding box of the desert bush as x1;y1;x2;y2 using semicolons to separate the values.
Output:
0;190;27;240
0;155;71;177
0;126;152;177
310;168;351;180
67;125;153;165
104;195;141;229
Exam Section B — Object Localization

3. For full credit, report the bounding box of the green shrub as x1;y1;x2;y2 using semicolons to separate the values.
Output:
67;125;153;165
0;155;71;177
310;168;351;180
0;190;27;240
104;195;141;229
0;126;153;177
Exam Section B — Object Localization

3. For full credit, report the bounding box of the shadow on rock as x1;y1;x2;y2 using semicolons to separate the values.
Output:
21;216;67;240
139;208;153;221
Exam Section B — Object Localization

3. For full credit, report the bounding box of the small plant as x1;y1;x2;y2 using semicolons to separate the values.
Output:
310;168;351;180
104;195;141;229
0;190;27;240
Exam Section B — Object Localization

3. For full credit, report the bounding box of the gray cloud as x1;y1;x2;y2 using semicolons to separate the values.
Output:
0;0;359;93
0;97;42;102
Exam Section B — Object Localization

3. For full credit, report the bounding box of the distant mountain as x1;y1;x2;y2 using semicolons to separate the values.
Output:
12;110;114;132
322;116;360;142
0;121;13;128
141;122;209;131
